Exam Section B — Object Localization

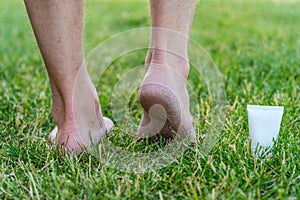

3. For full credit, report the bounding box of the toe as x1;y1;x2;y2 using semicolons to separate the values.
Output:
48;126;58;144
103;117;114;133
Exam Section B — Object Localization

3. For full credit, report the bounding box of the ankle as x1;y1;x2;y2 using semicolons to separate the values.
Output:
52;98;73;129
52;88;102;130
149;49;190;78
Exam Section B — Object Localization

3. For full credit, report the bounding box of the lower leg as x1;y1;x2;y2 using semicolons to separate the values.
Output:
24;0;113;153
138;0;196;141
147;0;196;76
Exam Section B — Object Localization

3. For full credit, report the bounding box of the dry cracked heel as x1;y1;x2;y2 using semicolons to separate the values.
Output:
137;64;195;143
138;82;195;143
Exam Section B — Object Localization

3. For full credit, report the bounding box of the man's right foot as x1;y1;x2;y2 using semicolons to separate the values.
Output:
137;50;195;143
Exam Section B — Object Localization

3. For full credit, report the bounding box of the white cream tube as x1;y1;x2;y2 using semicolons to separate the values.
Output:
247;105;284;154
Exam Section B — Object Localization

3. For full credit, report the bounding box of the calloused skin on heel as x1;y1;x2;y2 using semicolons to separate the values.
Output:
137;52;195;143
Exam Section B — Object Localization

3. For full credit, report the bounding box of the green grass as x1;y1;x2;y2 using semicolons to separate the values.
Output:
1;0;299;199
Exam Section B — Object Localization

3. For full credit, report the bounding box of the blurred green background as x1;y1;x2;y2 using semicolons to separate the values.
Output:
0;0;299;199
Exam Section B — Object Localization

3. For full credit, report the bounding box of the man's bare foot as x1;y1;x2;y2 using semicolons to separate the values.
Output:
137;50;195;143
49;117;114;154
48;66;114;154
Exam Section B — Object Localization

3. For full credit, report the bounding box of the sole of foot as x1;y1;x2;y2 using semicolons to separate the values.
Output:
137;64;195;143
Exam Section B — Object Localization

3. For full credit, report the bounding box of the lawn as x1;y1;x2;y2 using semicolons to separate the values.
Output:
0;0;299;199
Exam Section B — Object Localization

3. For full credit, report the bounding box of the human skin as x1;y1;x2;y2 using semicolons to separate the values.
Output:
138;0;197;142
23;0;197;152
24;0;113;153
